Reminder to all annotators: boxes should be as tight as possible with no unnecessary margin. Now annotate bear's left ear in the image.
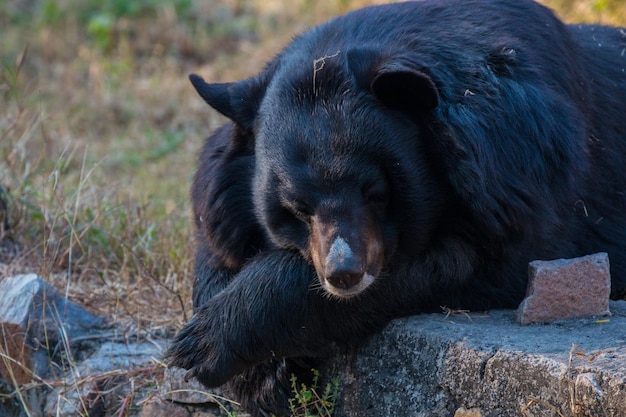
[347,48,439,113]
[189,72,270,132]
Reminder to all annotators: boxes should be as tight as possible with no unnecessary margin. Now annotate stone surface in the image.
[44,340,165,416]
[161,366,227,405]
[0,378,22,417]
[0,274,109,383]
[322,300,626,417]
[138,397,192,417]
[517,253,611,325]
[3,272,624,417]
[454,407,482,417]
[78,340,164,374]
[138,395,228,417]
[161,367,247,417]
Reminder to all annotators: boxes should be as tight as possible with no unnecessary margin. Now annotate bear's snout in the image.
[310,213,382,298]
[325,236,364,290]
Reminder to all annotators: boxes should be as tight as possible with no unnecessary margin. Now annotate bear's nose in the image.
[324,236,363,290]
[326,270,363,290]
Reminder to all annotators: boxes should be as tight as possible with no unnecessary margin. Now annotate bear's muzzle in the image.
[310,210,383,298]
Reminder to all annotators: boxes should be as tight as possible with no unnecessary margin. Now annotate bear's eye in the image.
[363,182,389,205]
[288,199,313,219]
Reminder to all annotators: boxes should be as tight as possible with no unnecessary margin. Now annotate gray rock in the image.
[160,367,247,417]
[323,301,626,417]
[78,340,164,374]
[44,340,165,416]
[517,253,611,325]
[0,274,108,383]
[161,367,227,405]
[0,378,25,417]
[138,397,192,417]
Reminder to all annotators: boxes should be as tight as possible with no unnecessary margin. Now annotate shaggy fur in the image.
[167,1,626,415]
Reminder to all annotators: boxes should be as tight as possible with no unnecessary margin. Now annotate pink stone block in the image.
[516,253,611,325]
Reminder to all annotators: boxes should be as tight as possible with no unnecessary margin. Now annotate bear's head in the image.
[190,49,448,298]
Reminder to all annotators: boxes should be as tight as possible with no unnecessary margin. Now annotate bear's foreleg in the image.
[191,239,239,310]
[166,248,400,388]
[166,250,317,387]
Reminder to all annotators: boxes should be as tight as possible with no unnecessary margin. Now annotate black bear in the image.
[166,0,626,415]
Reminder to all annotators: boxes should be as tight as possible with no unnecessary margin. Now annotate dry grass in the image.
[0,0,394,331]
[0,1,391,415]
[541,0,626,24]
[0,0,624,416]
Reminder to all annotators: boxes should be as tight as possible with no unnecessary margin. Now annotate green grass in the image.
[289,369,340,417]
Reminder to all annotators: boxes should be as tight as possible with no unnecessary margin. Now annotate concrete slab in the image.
[324,300,626,417]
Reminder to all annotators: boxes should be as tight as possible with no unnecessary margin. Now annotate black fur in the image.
[167,1,626,415]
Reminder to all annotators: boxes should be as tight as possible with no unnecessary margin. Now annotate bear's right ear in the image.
[189,73,269,132]
[347,49,439,114]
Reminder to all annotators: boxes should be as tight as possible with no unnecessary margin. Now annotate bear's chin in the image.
[321,272,377,299]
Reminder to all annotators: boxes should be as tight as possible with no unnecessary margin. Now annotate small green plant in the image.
[288,369,340,417]
[87,12,116,50]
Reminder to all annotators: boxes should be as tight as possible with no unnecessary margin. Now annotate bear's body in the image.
[167,1,626,415]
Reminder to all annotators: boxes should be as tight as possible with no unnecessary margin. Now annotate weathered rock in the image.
[517,253,611,325]
[322,300,626,417]
[0,378,23,417]
[138,397,192,417]
[138,394,229,417]
[78,340,164,374]
[0,274,108,384]
[4,266,615,416]
[161,367,248,417]
[454,407,482,417]
[161,367,226,405]
[44,340,165,416]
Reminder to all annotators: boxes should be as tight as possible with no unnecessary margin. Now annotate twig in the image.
[313,50,340,91]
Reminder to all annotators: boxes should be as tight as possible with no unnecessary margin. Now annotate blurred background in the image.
[1,0,625,332]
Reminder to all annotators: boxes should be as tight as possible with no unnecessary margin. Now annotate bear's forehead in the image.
[261,135,371,178]
[259,67,381,148]
[257,86,409,158]
[268,54,354,103]
[257,109,386,166]
[269,152,383,197]
[256,55,419,178]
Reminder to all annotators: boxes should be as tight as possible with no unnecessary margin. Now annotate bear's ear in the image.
[347,49,439,113]
[371,65,439,113]
[189,73,269,132]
